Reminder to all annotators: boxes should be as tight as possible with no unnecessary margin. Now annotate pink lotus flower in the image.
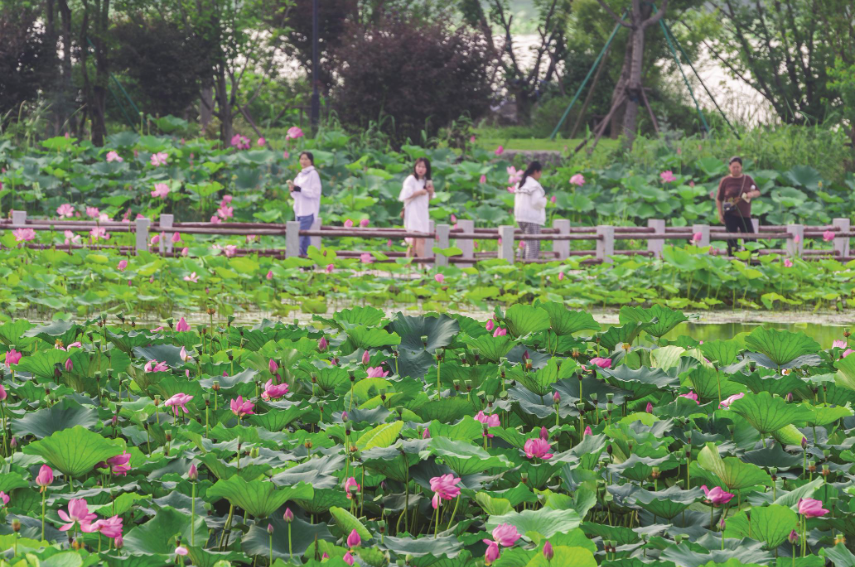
[65,358,73,372]
[646,402,653,413]
[491,523,521,547]
[701,485,735,506]
[343,552,355,566]
[798,498,829,518]
[286,126,304,140]
[423,428,431,439]
[257,137,266,146]
[692,232,703,242]
[106,151,123,163]
[86,207,100,218]
[150,234,160,246]
[507,166,523,185]
[553,392,560,404]
[36,465,54,487]
[435,273,445,284]
[480,175,487,184]
[361,351,370,365]
[540,426,549,440]
[64,230,81,245]
[494,145,504,156]
[430,474,462,509]
[679,391,700,404]
[217,205,233,219]
[590,357,611,369]
[475,411,500,437]
[823,230,835,242]
[550,195,556,204]
[230,395,254,417]
[493,327,507,338]
[486,319,495,331]
[719,392,745,409]
[470,135,476,143]
[842,349,853,360]
[506,186,515,193]
[208,214,221,224]
[360,253,373,264]
[165,392,194,414]
[172,316,189,332]
[58,499,97,531]
[171,232,181,243]
[182,247,189,256]
[359,219,369,228]
[584,426,592,436]
[326,264,334,273]
[524,437,553,460]
[783,258,793,268]
[543,541,554,561]
[261,379,289,401]
[175,546,188,556]
[221,195,233,205]
[318,337,328,351]
[833,340,848,349]
[57,204,75,218]
[344,219,354,228]
[183,272,198,283]
[0,492,7,506]
[117,260,128,272]
[569,173,585,186]
[144,360,168,373]
[346,529,361,548]
[230,134,250,150]
[106,451,131,476]
[367,366,389,378]
[5,349,22,367]
[484,541,500,564]
[90,226,109,241]
[13,228,36,242]
[150,152,168,167]
[794,235,801,244]
[179,346,192,363]
[264,270,273,281]
[558,271,564,280]
[344,477,361,499]
[660,170,677,183]
[91,515,123,538]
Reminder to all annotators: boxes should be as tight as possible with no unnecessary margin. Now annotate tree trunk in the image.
[89,0,110,146]
[610,38,633,139]
[622,25,644,147]
[57,0,74,136]
[200,82,214,131]
[215,64,233,143]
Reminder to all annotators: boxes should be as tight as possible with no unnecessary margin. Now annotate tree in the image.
[459,0,573,122]
[331,15,492,145]
[704,0,847,125]
[0,3,57,122]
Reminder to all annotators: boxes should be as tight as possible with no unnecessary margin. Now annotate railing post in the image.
[425,220,436,261]
[647,219,664,258]
[435,223,450,267]
[11,210,27,228]
[692,224,710,247]
[135,217,150,255]
[786,224,804,257]
[310,216,322,252]
[553,219,570,260]
[751,218,759,233]
[833,218,850,258]
[457,219,475,267]
[596,225,614,264]
[160,214,174,254]
[497,225,514,263]
[286,220,300,258]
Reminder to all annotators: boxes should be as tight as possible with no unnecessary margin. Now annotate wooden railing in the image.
[2,211,852,264]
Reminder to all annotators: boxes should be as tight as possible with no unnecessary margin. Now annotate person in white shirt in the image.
[514,161,547,260]
[287,152,322,256]
[398,158,435,257]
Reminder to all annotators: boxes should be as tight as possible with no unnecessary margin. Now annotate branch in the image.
[641,0,668,28]
[595,0,632,28]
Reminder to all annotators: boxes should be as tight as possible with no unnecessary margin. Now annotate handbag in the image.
[722,176,747,214]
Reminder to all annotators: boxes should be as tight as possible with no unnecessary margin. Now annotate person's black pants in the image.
[723,212,754,256]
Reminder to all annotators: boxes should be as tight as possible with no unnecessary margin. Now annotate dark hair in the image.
[300,151,315,165]
[518,161,543,189]
[728,156,742,165]
[413,157,432,181]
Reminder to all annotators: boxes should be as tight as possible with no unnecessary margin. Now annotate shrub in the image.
[0,5,56,121]
[331,16,492,146]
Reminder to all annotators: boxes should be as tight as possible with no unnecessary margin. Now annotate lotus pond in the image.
[1,304,855,566]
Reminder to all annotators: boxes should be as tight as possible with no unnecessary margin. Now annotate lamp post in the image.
[310,0,320,130]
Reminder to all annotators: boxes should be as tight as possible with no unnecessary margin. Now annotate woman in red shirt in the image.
[716,156,761,256]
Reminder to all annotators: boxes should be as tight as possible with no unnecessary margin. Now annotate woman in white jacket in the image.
[399,158,435,257]
[287,152,322,256]
[514,161,547,260]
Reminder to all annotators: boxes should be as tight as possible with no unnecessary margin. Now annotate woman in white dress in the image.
[514,161,547,260]
[399,158,435,257]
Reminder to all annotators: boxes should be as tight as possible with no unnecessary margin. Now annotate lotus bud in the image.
[539,540,553,561]
[719,518,726,530]
[267,523,274,534]
[801,437,808,449]
[318,337,328,351]
[284,508,294,523]
[788,530,799,544]
[188,464,198,481]
[553,391,560,404]
[346,529,361,548]
[342,411,349,422]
